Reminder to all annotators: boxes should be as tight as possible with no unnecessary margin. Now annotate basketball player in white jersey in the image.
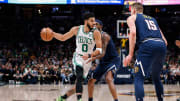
[42,12,102,101]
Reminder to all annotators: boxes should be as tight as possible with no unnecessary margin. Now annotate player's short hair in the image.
[83,12,95,20]
[131,2,143,13]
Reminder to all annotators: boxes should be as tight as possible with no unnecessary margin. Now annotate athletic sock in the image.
[62,94,67,99]
[158,97,163,101]
[77,95,82,100]
[88,98,93,101]
[136,98,143,101]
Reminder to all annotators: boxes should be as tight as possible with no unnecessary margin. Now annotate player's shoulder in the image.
[71,26,80,31]
[70,26,80,35]
[102,31,110,37]
[102,31,110,41]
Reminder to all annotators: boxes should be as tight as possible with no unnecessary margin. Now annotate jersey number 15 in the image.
[145,20,157,30]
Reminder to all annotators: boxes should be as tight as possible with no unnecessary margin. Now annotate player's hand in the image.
[165,41,168,46]
[82,54,89,60]
[86,57,96,64]
[123,54,133,67]
[175,40,180,48]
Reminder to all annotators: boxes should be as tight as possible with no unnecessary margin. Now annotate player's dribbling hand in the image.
[175,40,180,48]
[82,54,89,60]
[123,55,133,67]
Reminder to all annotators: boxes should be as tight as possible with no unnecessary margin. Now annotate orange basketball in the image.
[40,28,53,42]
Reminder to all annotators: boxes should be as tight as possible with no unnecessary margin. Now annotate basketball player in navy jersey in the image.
[87,19,120,101]
[123,3,167,101]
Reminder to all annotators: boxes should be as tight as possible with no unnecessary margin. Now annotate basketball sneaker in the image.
[56,96,65,101]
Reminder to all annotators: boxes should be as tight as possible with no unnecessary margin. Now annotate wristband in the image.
[96,48,102,54]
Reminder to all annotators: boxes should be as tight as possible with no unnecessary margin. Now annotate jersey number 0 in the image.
[82,44,88,52]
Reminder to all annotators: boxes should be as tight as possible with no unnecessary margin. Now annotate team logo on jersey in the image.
[78,36,93,44]
[134,66,139,73]
[112,69,116,74]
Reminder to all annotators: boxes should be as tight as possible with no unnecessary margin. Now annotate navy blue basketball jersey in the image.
[101,31,119,62]
[135,13,162,45]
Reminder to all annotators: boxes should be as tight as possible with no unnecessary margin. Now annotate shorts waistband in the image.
[142,38,163,43]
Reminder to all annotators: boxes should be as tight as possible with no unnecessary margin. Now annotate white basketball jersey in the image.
[75,25,95,55]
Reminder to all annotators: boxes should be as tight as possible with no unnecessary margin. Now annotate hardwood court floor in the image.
[0,84,179,101]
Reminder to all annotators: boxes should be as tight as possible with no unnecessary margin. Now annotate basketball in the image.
[40,28,53,41]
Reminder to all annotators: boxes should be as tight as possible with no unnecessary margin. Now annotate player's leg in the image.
[105,57,120,101]
[87,64,104,101]
[56,72,76,101]
[134,68,145,101]
[88,78,96,101]
[134,40,166,101]
[57,86,76,101]
[75,66,84,101]
[151,60,164,101]
[56,69,77,100]
[151,43,166,101]
[134,53,154,101]
[105,70,118,101]
[66,86,76,96]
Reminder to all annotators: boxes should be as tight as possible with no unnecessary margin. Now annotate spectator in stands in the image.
[175,65,180,84]
[161,65,169,84]
[39,67,45,85]
[53,67,61,84]
[60,65,66,84]
[13,70,23,84]
[23,67,37,84]
[31,66,38,84]
[44,64,55,84]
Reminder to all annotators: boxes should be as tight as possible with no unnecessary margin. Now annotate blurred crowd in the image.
[0,41,179,85]
[160,46,180,84]
[0,43,76,85]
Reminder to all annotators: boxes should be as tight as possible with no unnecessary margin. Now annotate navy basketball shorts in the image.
[134,40,167,77]
[88,57,120,80]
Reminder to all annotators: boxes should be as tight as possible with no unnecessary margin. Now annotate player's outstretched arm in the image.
[52,26,78,41]
[91,30,102,57]
[123,15,136,67]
